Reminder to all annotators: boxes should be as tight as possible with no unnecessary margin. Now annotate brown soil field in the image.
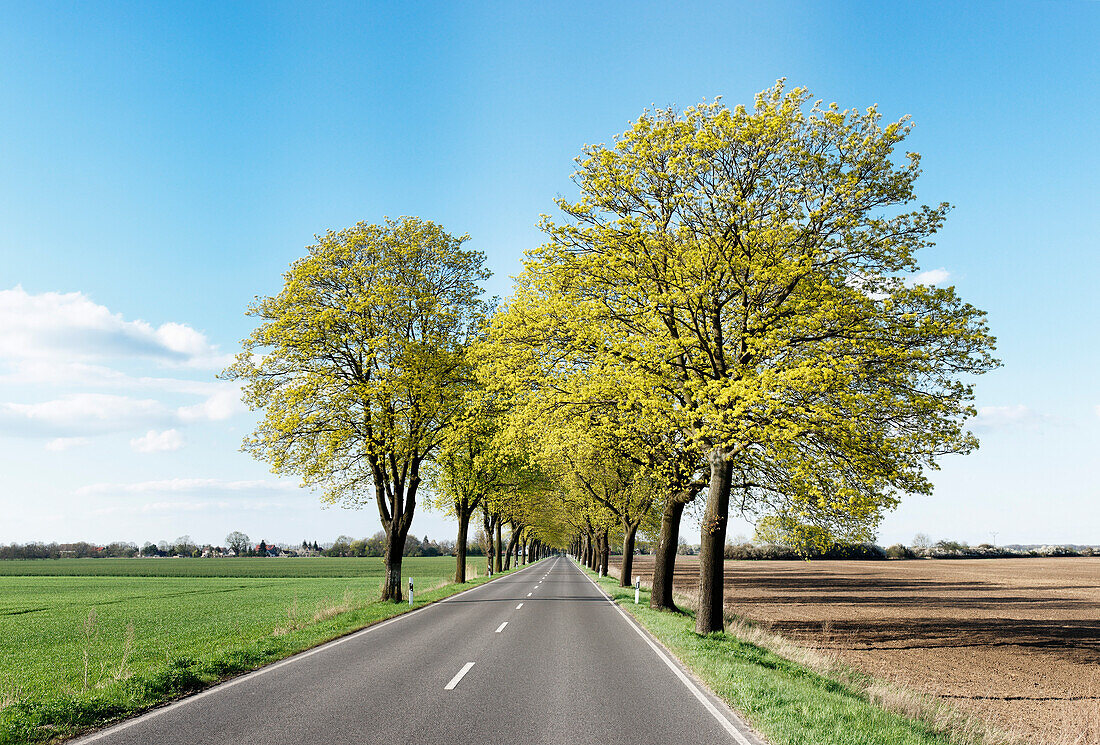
[613,556,1100,742]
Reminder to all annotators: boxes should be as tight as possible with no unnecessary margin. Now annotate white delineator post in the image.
[634,576,640,604]
[408,577,413,606]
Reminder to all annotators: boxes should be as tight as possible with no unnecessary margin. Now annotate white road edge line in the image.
[495,621,508,633]
[445,662,476,690]
[71,560,546,744]
[574,560,758,745]
[516,603,523,609]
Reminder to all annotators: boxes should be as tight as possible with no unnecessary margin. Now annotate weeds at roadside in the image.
[80,609,98,692]
[110,623,135,683]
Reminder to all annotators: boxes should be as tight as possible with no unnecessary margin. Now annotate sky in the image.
[1,1,1097,549]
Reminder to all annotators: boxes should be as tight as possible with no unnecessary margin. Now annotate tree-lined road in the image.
[74,557,763,745]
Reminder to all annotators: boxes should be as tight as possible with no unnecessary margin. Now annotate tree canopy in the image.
[225,216,490,599]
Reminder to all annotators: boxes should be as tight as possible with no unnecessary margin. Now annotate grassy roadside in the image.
[0,559,543,744]
[577,561,979,745]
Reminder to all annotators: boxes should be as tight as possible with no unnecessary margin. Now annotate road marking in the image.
[516,603,523,609]
[574,561,758,745]
[527,592,532,597]
[445,662,476,690]
[495,621,508,633]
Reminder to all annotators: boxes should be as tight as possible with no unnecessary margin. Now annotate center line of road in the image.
[495,621,508,633]
[444,662,475,690]
[516,603,523,609]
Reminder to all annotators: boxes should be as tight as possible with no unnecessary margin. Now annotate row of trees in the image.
[227,82,996,631]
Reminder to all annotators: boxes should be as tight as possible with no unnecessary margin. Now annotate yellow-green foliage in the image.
[491,81,997,540]
[223,217,490,531]
[754,513,835,556]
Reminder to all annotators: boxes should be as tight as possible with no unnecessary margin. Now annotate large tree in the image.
[517,83,998,633]
[224,216,490,601]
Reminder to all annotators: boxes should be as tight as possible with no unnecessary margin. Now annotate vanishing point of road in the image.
[74,556,765,745]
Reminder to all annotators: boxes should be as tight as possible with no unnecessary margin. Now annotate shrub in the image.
[885,544,916,559]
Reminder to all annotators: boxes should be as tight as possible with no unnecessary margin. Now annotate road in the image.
[75,556,765,745]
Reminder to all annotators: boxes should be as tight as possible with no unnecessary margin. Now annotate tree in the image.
[226,531,250,555]
[517,83,997,632]
[258,540,267,556]
[427,395,505,582]
[225,217,490,601]
[172,535,197,556]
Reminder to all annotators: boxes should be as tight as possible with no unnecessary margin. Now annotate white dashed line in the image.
[495,621,508,633]
[516,603,523,609]
[527,592,532,597]
[445,662,475,690]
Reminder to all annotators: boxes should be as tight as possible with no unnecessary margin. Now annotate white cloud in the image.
[0,393,171,437]
[911,268,950,286]
[75,478,301,497]
[130,429,184,453]
[138,500,288,513]
[45,436,90,451]
[971,404,1048,431]
[0,285,229,368]
[176,386,244,422]
[0,388,242,438]
[90,498,291,516]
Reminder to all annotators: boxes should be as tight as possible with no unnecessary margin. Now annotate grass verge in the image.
[578,561,1007,745]
[0,559,542,744]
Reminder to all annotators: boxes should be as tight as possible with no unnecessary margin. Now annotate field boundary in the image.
[19,558,546,745]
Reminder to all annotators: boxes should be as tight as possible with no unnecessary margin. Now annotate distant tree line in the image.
[320,533,460,558]
[0,531,463,560]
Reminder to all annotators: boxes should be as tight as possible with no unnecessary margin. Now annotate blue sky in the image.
[1,1,1097,548]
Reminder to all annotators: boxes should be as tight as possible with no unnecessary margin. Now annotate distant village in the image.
[0,532,470,560]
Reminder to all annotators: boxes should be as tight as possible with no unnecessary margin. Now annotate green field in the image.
[0,556,508,743]
[0,556,450,578]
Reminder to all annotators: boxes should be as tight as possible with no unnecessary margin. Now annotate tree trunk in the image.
[651,490,693,611]
[482,509,496,575]
[696,451,733,634]
[619,520,639,588]
[455,506,470,583]
[382,524,406,602]
[503,524,521,571]
[599,530,609,576]
[493,519,503,574]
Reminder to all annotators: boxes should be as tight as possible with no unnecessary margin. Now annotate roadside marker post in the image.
[408,577,413,606]
[634,576,640,604]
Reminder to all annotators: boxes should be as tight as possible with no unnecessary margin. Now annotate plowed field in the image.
[614,556,1100,742]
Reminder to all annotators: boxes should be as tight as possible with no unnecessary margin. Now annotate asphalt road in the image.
[75,556,765,745]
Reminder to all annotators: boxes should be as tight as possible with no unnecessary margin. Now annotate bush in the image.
[822,543,886,560]
[885,544,915,559]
